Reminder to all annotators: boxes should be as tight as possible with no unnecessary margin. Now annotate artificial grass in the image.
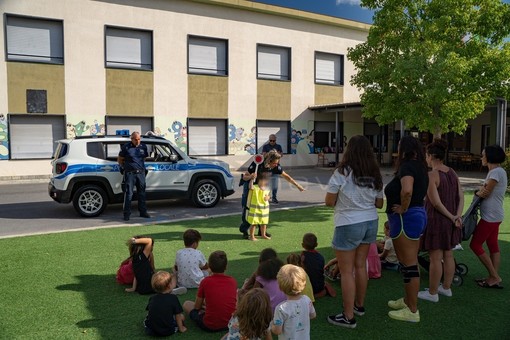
[0,193,509,339]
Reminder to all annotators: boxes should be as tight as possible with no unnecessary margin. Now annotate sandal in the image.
[477,280,504,289]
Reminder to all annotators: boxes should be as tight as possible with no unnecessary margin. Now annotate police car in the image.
[48,133,235,217]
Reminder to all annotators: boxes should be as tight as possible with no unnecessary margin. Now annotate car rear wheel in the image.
[192,179,220,208]
[73,185,108,217]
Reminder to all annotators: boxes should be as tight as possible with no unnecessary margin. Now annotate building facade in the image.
[0,0,506,177]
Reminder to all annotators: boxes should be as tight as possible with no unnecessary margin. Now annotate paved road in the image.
[0,167,484,238]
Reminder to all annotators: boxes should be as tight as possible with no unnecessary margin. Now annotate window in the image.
[256,120,289,153]
[105,116,153,136]
[314,121,340,153]
[187,119,227,155]
[257,44,290,80]
[447,127,471,152]
[188,36,227,75]
[105,27,152,70]
[5,15,63,64]
[364,122,388,153]
[9,115,65,159]
[315,52,343,85]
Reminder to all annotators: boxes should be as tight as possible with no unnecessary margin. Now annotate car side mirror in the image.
[169,154,178,162]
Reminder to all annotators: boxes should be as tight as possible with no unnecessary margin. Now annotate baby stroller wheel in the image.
[456,263,468,276]
[452,274,463,287]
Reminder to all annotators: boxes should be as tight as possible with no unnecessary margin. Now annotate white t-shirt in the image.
[384,237,398,264]
[480,167,507,223]
[272,295,315,340]
[175,248,207,288]
[327,169,383,226]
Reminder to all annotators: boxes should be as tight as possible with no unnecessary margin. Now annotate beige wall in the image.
[257,80,291,120]
[314,84,344,105]
[0,0,369,175]
[188,75,228,118]
[7,63,65,114]
[106,69,153,116]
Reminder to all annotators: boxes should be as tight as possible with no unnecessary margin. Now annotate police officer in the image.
[118,131,150,221]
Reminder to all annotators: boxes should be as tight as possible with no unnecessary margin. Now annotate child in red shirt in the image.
[183,251,237,332]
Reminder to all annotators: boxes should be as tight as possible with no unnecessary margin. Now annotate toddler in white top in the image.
[174,229,209,288]
[271,264,316,340]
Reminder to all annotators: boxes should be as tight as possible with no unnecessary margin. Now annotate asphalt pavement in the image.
[0,167,485,239]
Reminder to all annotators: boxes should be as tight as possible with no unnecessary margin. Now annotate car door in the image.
[145,142,189,193]
[94,141,124,194]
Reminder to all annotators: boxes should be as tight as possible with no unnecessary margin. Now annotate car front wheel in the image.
[192,179,220,208]
[73,185,108,217]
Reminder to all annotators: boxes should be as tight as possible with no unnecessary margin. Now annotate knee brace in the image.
[400,264,419,284]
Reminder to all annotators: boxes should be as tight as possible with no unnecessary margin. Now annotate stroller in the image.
[417,250,468,286]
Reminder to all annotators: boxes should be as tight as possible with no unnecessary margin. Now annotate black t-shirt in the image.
[384,160,429,214]
[301,250,325,294]
[145,293,183,336]
[132,251,154,295]
[247,161,283,184]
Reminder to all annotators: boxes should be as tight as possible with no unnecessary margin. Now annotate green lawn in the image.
[0,193,508,339]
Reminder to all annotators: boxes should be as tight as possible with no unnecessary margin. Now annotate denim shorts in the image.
[387,206,427,240]
[331,219,378,251]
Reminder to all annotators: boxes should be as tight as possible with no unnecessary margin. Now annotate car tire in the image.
[192,179,220,208]
[73,185,108,217]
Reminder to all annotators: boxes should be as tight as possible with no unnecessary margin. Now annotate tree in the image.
[348,0,510,136]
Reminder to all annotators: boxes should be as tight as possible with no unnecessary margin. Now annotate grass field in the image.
[0,193,509,339]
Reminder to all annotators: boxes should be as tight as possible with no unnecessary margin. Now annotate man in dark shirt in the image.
[118,131,150,221]
[262,134,283,203]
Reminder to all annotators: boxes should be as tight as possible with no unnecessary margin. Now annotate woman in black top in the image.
[384,136,428,323]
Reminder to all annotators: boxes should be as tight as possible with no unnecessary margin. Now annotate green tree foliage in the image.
[348,0,510,134]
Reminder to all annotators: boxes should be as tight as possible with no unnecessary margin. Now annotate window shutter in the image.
[258,46,289,80]
[256,121,288,153]
[188,37,226,75]
[106,28,152,70]
[188,119,226,155]
[315,53,341,85]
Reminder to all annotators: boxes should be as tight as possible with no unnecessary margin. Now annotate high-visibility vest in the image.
[246,185,270,225]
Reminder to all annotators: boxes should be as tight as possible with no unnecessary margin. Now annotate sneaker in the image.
[388,306,420,323]
[271,198,279,204]
[418,290,439,302]
[139,213,151,218]
[353,305,365,316]
[437,284,452,297]
[327,313,356,329]
[388,297,407,310]
[171,287,187,295]
[123,215,130,221]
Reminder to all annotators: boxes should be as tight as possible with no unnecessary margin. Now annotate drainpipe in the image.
[495,98,507,148]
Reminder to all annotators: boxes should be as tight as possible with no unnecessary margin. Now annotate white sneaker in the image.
[418,290,439,302]
[172,286,187,295]
[437,284,452,297]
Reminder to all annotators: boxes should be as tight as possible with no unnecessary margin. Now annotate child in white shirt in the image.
[271,264,316,340]
[175,229,209,288]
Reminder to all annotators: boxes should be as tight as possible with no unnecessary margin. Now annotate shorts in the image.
[144,317,177,336]
[189,309,224,332]
[331,219,378,251]
[387,206,427,240]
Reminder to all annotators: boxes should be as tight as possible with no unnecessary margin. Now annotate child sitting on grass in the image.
[286,253,315,303]
[241,248,278,292]
[379,222,399,270]
[125,236,155,294]
[271,264,316,339]
[246,173,271,241]
[174,229,209,288]
[300,233,336,298]
[183,251,237,332]
[222,288,273,340]
[144,271,187,336]
[254,257,286,313]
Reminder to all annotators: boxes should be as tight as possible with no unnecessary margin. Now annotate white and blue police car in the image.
[48,132,235,217]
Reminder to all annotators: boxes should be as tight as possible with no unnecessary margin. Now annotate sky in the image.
[253,0,374,24]
[254,0,510,24]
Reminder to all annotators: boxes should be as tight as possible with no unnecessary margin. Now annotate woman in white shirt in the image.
[325,135,384,329]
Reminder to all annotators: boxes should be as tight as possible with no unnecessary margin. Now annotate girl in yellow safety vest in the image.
[247,173,271,241]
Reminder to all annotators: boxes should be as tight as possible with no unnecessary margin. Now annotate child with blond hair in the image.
[271,265,316,340]
[286,253,315,303]
[144,271,187,336]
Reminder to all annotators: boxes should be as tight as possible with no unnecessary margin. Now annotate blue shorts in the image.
[331,219,378,251]
[387,207,427,240]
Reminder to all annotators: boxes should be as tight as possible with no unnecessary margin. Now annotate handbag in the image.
[461,195,483,241]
